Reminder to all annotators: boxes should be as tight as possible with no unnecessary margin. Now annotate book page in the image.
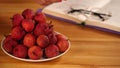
[65,0,111,10]
[101,0,120,27]
[44,0,111,21]
[87,0,120,29]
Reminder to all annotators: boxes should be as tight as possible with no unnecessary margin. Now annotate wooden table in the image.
[0,0,120,68]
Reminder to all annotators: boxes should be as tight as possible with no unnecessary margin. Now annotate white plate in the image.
[1,32,70,62]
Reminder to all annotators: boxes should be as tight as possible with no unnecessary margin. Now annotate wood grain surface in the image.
[0,0,120,68]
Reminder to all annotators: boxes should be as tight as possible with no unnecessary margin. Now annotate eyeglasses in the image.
[68,8,112,21]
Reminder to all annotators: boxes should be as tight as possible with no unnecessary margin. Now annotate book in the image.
[41,0,120,34]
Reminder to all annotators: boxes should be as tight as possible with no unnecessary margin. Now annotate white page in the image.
[65,0,111,9]
[87,0,120,29]
[101,0,120,27]
[45,0,111,21]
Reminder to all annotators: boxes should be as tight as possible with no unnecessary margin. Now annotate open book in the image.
[42,0,120,34]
